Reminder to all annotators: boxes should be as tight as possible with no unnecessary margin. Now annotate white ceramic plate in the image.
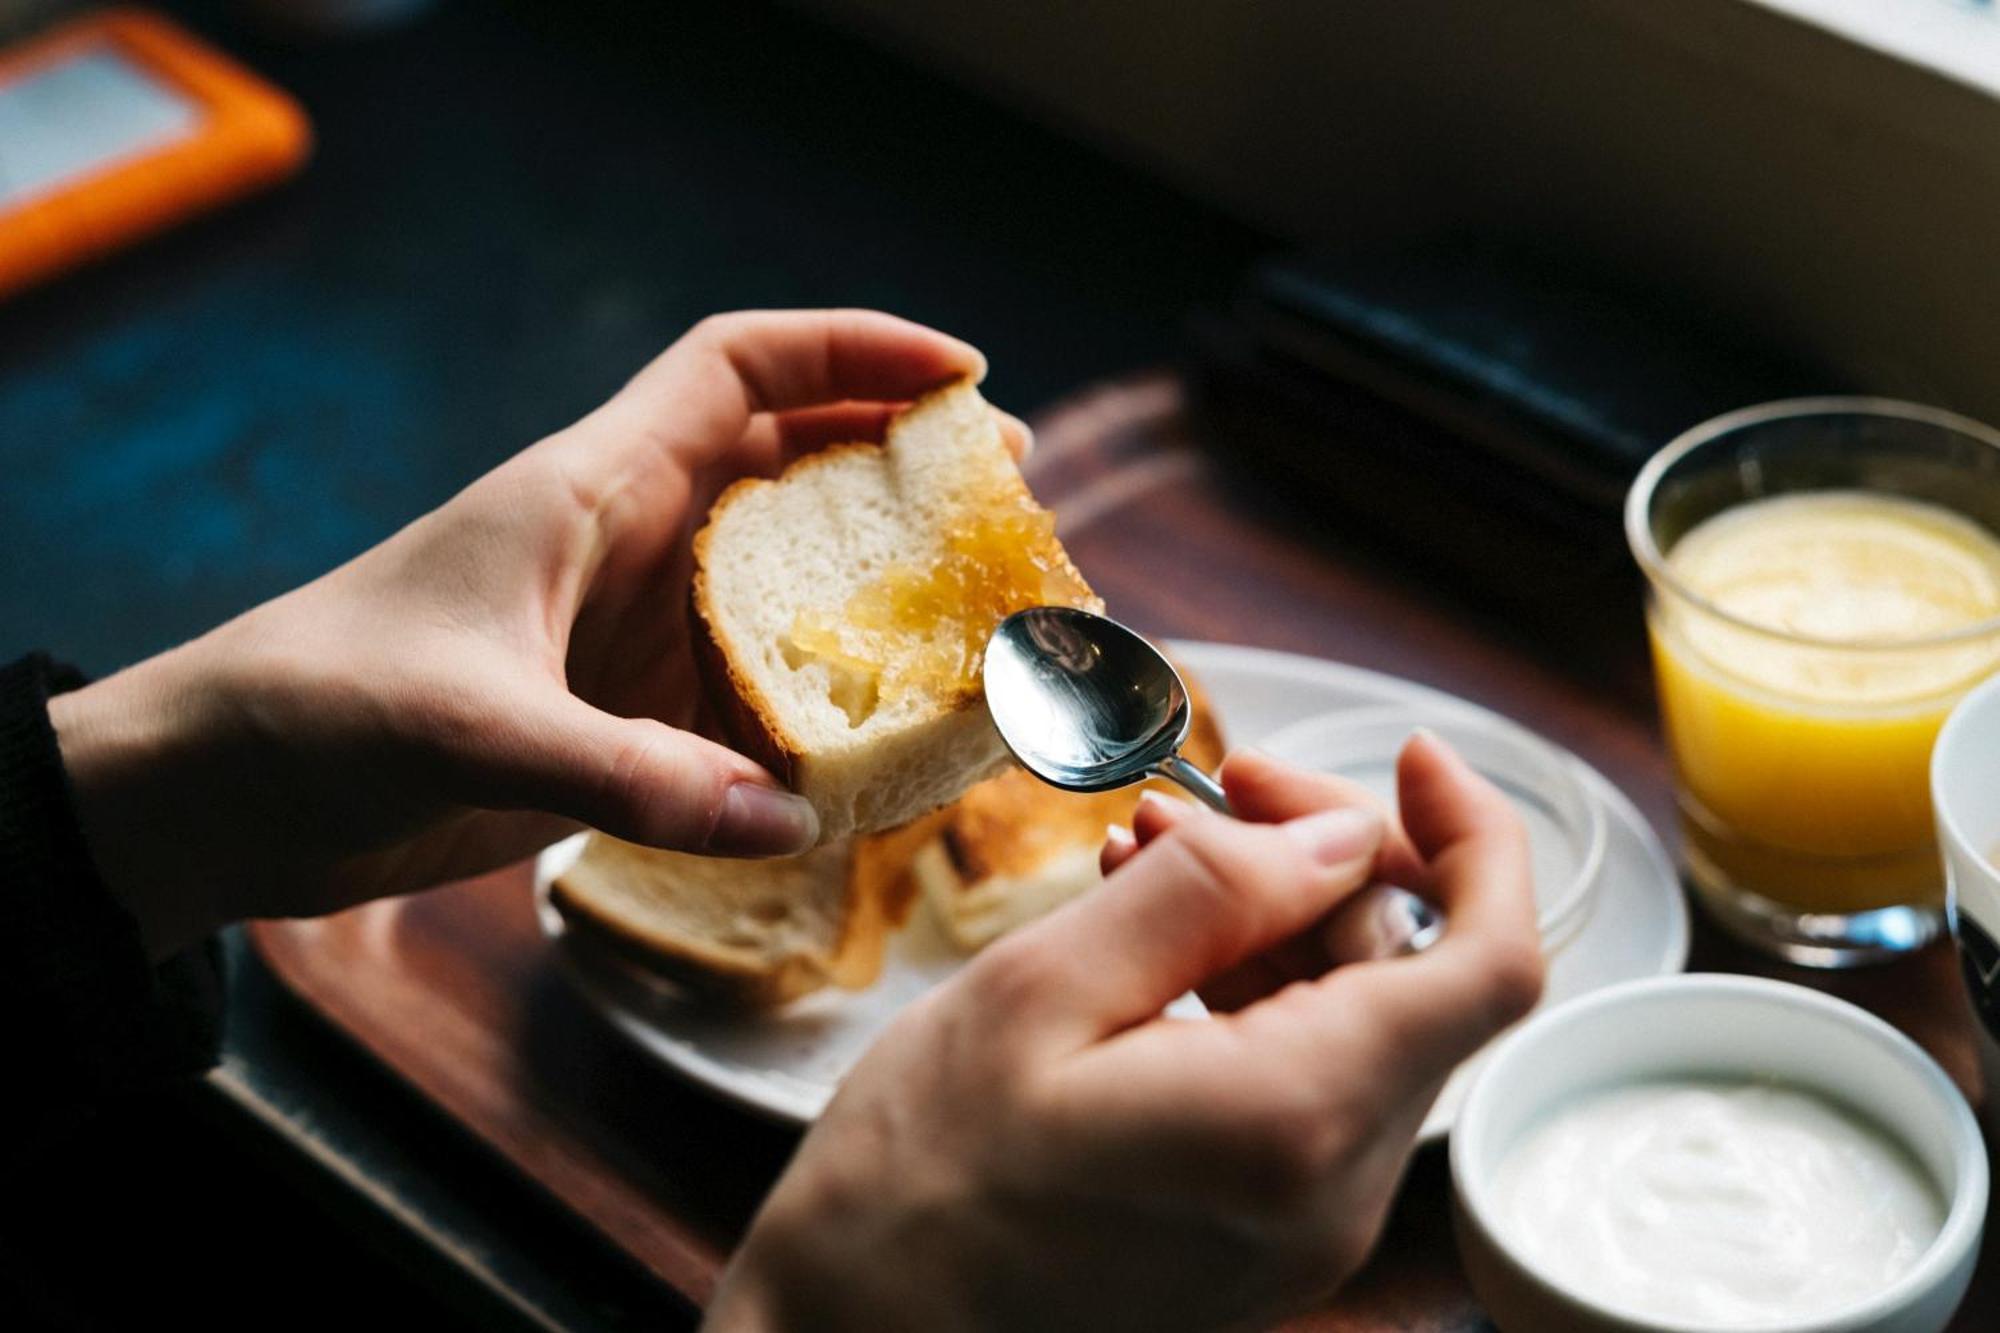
[535,642,1690,1138]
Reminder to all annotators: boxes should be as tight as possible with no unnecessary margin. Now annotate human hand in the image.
[50,310,1016,960]
[1103,740,1455,1011]
[706,739,1542,1332]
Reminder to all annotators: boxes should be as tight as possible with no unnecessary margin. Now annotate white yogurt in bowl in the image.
[1452,975,1986,1333]
[1490,1079,1944,1328]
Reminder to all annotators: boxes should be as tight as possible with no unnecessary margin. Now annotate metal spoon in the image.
[984,605,1229,811]
[984,606,1441,956]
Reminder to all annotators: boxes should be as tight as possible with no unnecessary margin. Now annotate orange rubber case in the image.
[0,8,310,299]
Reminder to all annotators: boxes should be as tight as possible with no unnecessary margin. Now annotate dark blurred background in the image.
[0,0,1264,677]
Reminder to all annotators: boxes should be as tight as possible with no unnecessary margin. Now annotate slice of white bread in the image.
[693,379,1099,841]
[549,835,891,1008]
[915,664,1227,952]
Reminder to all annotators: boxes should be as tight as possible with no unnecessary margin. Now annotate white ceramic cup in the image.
[1452,974,1986,1333]
[1932,670,2000,1111]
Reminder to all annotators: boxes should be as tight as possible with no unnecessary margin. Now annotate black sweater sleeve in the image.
[0,654,224,1153]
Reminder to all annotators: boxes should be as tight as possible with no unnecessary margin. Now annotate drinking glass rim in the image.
[1625,395,2000,651]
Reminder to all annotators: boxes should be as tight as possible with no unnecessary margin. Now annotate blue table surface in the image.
[0,1,1263,1326]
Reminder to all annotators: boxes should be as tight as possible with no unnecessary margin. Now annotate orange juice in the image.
[1650,491,2000,912]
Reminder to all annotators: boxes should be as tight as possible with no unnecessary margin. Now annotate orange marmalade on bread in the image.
[782,488,1093,725]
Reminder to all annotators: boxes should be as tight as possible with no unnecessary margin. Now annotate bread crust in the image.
[548,874,831,1008]
[849,805,955,933]
[550,833,895,1009]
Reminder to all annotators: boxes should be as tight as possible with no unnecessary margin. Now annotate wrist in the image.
[707,1191,838,1333]
[708,1154,980,1333]
[703,1259,782,1333]
[49,645,229,961]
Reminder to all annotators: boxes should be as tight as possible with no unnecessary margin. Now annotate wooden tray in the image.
[252,375,1996,1329]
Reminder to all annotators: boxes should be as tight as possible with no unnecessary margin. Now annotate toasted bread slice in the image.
[916,664,1227,952]
[549,835,889,1008]
[848,806,951,933]
[693,379,1099,840]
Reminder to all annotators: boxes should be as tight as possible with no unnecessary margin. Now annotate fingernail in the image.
[1409,726,1459,757]
[1136,789,1189,823]
[1283,806,1382,866]
[708,782,819,856]
[1103,825,1136,861]
[1406,726,1472,774]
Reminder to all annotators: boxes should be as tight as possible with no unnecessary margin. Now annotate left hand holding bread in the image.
[51,310,1013,960]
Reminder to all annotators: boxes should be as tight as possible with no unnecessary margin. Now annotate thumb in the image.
[474,690,820,856]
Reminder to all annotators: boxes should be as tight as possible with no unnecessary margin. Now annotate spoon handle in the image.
[1152,753,1233,814]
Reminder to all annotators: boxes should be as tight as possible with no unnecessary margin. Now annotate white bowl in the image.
[1260,702,1607,951]
[1932,671,2000,1111]
[1452,975,1986,1333]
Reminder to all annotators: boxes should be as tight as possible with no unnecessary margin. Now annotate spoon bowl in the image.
[984,607,1226,809]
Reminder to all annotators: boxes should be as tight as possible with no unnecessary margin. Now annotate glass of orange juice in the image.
[1628,399,2000,966]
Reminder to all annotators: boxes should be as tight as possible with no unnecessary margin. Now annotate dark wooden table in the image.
[253,375,1999,1330]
